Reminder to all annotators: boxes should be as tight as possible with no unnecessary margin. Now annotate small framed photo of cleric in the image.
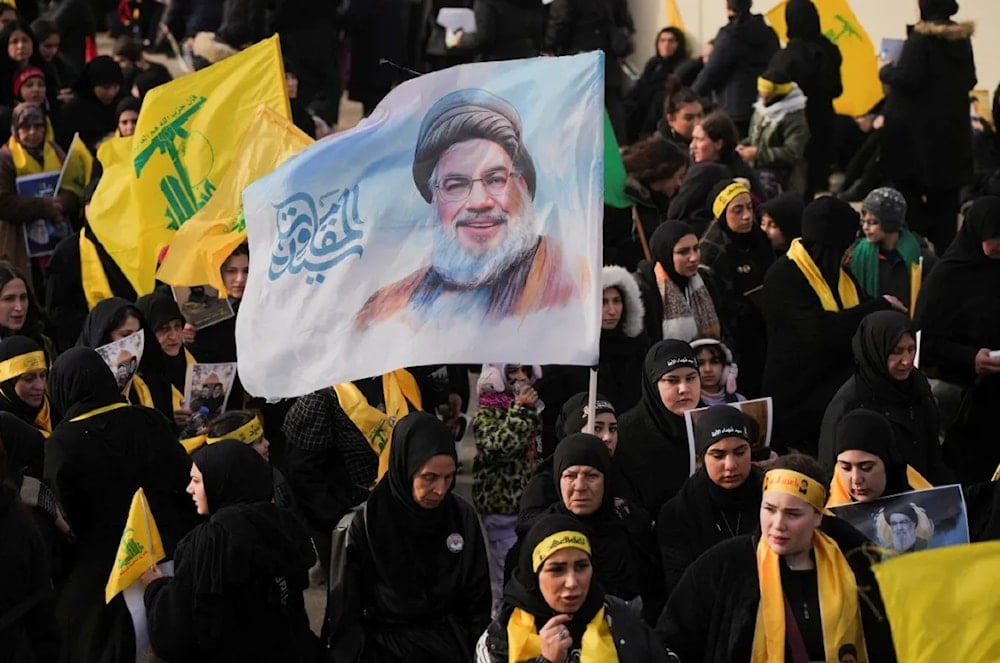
[172,284,234,331]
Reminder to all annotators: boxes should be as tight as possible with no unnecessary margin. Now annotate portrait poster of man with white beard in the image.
[354,89,576,330]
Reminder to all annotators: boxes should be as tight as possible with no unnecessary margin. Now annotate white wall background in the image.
[626,0,997,105]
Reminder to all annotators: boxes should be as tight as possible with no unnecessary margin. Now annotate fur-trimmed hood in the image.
[601,265,645,338]
[913,20,975,40]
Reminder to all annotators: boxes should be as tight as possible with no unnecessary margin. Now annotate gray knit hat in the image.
[861,187,907,233]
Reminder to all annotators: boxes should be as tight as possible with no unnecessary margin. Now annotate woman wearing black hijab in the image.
[616,339,703,517]
[657,405,763,600]
[56,55,124,152]
[819,311,951,483]
[143,440,317,661]
[760,190,804,254]
[915,195,1000,483]
[624,27,690,142]
[476,514,672,663]
[43,348,195,662]
[135,292,198,427]
[635,220,727,344]
[324,411,491,662]
[761,196,899,453]
[0,335,52,435]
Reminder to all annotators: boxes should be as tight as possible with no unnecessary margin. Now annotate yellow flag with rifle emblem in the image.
[57,132,93,198]
[88,35,290,296]
[766,0,882,117]
[156,105,313,296]
[105,488,165,603]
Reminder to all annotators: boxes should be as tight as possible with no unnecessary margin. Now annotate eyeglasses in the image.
[434,169,515,202]
[860,216,880,227]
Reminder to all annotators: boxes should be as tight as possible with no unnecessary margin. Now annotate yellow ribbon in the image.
[751,530,869,662]
[80,229,115,311]
[507,606,619,663]
[826,465,933,508]
[205,416,263,445]
[69,401,129,423]
[757,77,794,97]
[763,469,828,512]
[712,181,751,220]
[531,530,592,573]
[34,397,51,437]
[0,351,46,382]
[908,262,922,320]
[787,238,860,312]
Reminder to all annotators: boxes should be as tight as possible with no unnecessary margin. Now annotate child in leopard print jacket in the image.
[472,363,543,615]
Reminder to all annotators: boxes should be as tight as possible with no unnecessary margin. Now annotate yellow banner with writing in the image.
[156,106,312,295]
[88,35,290,295]
[105,488,165,603]
[766,0,882,117]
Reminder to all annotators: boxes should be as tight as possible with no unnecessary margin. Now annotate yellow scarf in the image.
[751,530,869,662]
[7,135,61,175]
[333,369,422,481]
[68,401,129,423]
[787,238,860,312]
[34,396,51,437]
[171,349,198,411]
[826,465,933,507]
[80,229,115,311]
[127,374,155,409]
[908,262,922,320]
[507,606,619,663]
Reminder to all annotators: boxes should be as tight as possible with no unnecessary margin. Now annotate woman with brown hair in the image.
[689,109,763,198]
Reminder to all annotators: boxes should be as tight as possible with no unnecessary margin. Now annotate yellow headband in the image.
[757,77,794,97]
[0,350,46,382]
[712,181,751,219]
[205,416,264,445]
[763,469,827,512]
[532,530,591,573]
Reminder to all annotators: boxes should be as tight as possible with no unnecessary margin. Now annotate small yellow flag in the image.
[766,0,882,117]
[105,488,166,604]
[88,35,290,296]
[58,132,94,198]
[156,105,313,295]
[665,0,685,32]
[872,541,1000,662]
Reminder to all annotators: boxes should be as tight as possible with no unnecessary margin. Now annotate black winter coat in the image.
[760,258,889,452]
[692,14,779,125]
[544,0,631,88]
[470,0,547,62]
[880,20,976,189]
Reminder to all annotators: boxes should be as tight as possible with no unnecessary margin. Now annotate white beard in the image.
[430,200,539,288]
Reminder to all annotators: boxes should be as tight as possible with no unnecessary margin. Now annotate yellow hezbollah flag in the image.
[57,132,93,198]
[766,0,882,117]
[88,35,289,295]
[156,106,313,295]
[872,541,1000,662]
[665,0,685,31]
[105,488,166,603]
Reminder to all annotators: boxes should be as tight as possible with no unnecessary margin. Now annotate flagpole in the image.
[585,368,598,434]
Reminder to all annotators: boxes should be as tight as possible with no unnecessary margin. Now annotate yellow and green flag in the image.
[57,132,93,198]
[156,105,313,295]
[766,0,882,117]
[105,488,165,603]
[872,541,1000,662]
[88,35,290,295]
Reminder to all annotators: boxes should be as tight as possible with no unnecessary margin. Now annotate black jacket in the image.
[544,0,632,88]
[468,0,547,62]
[635,262,731,346]
[477,596,674,663]
[760,257,889,452]
[692,13,779,124]
[657,519,897,663]
[880,20,976,189]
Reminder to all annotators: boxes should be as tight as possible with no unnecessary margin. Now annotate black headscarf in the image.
[852,311,916,404]
[0,410,45,479]
[786,0,822,40]
[0,335,45,422]
[135,293,188,391]
[690,405,762,514]
[761,192,804,243]
[649,219,698,289]
[944,195,1000,266]
[385,411,458,524]
[919,0,959,21]
[553,433,614,520]
[76,296,142,348]
[800,196,861,301]
[73,55,124,103]
[555,392,616,442]
[833,409,911,497]
[504,514,605,649]
[193,439,273,513]
[49,347,125,423]
[639,339,699,438]
[667,162,734,230]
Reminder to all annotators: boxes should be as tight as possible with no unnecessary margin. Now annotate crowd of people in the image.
[1,0,999,661]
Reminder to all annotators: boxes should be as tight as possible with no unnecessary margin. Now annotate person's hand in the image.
[735,144,757,162]
[445,28,463,49]
[974,348,1000,375]
[873,114,885,130]
[882,294,907,314]
[173,408,192,427]
[539,613,573,663]
[139,563,164,589]
[514,384,539,407]
[181,323,197,345]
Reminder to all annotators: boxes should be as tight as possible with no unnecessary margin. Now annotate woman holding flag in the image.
[657,454,896,662]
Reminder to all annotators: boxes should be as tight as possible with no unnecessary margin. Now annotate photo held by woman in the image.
[10,2,1000,660]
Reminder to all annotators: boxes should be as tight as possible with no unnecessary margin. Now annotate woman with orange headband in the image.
[657,454,896,662]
